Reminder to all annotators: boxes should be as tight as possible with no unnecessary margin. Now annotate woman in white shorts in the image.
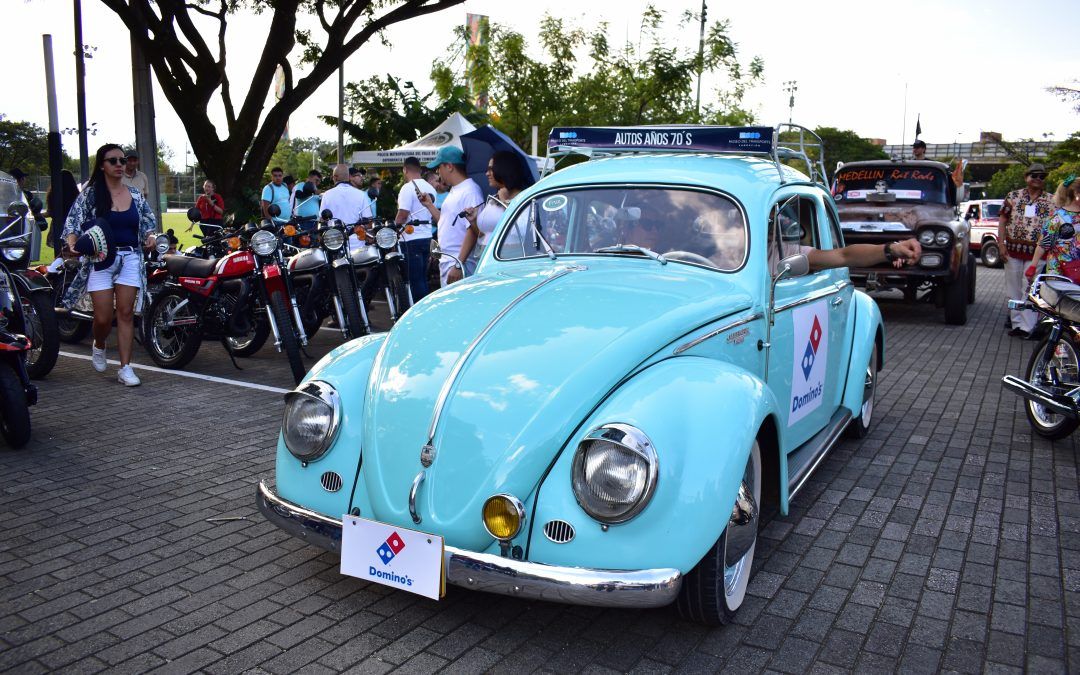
[62,143,157,386]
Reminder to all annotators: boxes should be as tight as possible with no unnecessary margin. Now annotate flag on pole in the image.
[275,65,289,141]
[914,114,922,139]
[952,158,967,188]
[465,14,490,113]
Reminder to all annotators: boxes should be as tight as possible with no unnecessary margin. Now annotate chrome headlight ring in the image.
[282,380,341,462]
[2,248,26,261]
[375,227,398,250]
[934,229,952,247]
[250,229,279,256]
[571,423,659,524]
[322,227,345,251]
[917,228,935,246]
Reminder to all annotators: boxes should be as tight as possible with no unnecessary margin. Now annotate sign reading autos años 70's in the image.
[789,302,829,426]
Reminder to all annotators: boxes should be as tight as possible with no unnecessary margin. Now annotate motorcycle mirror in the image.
[186,207,202,222]
[267,204,281,217]
[321,209,333,221]
[29,197,44,213]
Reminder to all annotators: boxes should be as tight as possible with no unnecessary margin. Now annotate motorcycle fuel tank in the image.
[214,250,256,278]
[288,248,328,273]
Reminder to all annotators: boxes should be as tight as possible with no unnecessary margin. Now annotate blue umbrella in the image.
[460,125,539,198]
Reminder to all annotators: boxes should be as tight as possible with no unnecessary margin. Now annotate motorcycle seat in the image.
[1041,279,1080,322]
[163,254,218,279]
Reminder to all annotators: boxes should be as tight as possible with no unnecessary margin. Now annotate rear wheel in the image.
[144,289,203,369]
[269,291,306,384]
[0,362,31,448]
[334,266,367,337]
[22,292,59,379]
[847,343,878,438]
[1024,334,1080,440]
[676,441,760,624]
[981,241,1002,268]
[944,268,969,325]
[57,314,91,343]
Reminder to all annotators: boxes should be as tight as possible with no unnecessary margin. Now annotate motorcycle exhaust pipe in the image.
[1002,375,1079,418]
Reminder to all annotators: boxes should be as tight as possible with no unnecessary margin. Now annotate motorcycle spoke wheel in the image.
[1025,335,1080,439]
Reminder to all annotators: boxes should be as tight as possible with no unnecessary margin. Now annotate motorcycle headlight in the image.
[250,229,279,256]
[155,234,171,255]
[322,228,345,251]
[934,230,952,246]
[2,248,25,261]
[282,381,340,462]
[375,228,398,250]
[918,229,935,246]
[571,424,658,523]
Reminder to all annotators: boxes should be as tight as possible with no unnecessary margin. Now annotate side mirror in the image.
[29,197,44,213]
[268,204,281,217]
[321,209,333,221]
[777,254,809,280]
[955,185,967,204]
[429,239,442,256]
[186,207,202,222]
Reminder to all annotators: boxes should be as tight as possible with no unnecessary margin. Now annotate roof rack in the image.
[545,123,828,187]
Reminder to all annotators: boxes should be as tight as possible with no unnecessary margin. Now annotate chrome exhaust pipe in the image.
[1002,375,1079,418]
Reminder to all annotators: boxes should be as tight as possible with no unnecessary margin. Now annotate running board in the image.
[787,409,852,501]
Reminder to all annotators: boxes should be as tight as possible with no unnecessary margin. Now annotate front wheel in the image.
[269,291,306,384]
[385,263,411,321]
[334,266,368,338]
[676,441,761,624]
[0,362,31,448]
[144,289,203,369]
[847,343,878,438]
[1024,333,1080,439]
[22,292,59,379]
[944,268,969,325]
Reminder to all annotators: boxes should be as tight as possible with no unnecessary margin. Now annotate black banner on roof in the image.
[548,126,775,154]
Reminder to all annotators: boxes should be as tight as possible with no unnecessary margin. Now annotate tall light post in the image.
[694,1,707,120]
[783,80,798,125]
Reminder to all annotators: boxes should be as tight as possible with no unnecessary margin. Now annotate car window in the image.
[768,196,820,277]
[983,203,1002,219]
[966,204,980,220]
[496,186,748,271]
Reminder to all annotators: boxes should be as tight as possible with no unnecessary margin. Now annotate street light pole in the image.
[73,0,89,182]
[783,80,798,125]
[694,1,706,121]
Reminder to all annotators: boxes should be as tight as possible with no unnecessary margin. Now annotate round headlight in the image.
[934,230,952,246]
[918,229,935,246]
[571,424,658,523]
[482,494,525,540]
[375,228,398,250]
[155,234,170,255]
[282,381,340,461]
[322,227,345,251]
[250,229,279,256]
[2,248,25,261]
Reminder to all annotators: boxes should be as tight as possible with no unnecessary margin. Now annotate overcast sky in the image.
[8,0,1079,168]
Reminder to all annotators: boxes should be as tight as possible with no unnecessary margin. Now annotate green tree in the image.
[0,120,78,176]
[98,0,466,212]
[1049,131,1080,165]
[265,137,336,183]
[986,164,1027,199]
[808,127,887,182]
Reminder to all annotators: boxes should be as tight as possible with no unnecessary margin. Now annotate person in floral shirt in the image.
[1027,175,1080,283]
[999,164,1055,337]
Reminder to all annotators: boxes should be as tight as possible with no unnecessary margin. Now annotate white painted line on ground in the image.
[59,351,292,394]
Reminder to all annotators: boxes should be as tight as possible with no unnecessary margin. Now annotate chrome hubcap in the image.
[861,364,874,423]
[722,443,760,602]
[151,296,192,359]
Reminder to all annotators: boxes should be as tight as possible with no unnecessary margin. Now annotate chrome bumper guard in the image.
[1002,375,1079,419]
[256,481,682,608]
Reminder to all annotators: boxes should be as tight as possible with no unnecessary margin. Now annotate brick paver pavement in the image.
[1,266,1077,673]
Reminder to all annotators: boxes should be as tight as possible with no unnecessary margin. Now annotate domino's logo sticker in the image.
[376,532,406,565]
[789,302,828,426]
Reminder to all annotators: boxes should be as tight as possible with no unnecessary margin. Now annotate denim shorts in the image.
[87,250,141,292]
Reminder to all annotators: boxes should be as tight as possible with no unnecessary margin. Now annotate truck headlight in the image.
[918,229,935,246]
[571,423,658,523]
[282,381,340,461]
[934,230,952,246]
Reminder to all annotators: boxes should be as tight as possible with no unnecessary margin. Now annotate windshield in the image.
[0,173,22,208]
[983,202,1002,219]
[495,186,747,271]
[832,165,949,204]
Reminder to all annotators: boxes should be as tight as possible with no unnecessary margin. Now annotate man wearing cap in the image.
[1000,164,1055,337]
[8,168,33,205]
[120,150,150,196]
[396,156,438,299]
[419,146,483,285]
[911,140,927,160]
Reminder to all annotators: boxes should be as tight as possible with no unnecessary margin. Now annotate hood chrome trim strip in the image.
[422,266,585,458]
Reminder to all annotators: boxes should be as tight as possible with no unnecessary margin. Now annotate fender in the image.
[262,262,287,296]
[273,333,389,519]
[10,268,52,295]
[841,289,884,416]
[527,356,783,574]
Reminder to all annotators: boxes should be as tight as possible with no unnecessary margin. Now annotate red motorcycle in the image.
[142,215,307,383]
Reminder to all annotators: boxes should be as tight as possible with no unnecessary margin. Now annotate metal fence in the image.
[23,173,207,212]
[882,140,1059,163]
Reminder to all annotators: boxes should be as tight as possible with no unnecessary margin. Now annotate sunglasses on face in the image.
[104,157,128,166]
[1029,173,1047,180]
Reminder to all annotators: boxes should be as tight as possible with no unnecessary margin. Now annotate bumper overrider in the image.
[256,481,682,609]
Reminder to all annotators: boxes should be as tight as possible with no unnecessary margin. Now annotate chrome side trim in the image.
[774,286,840,314]
[834,280,853,292]
[674,312,763,355]
[787,411,853,501]
[423,266,583,450]
[409,471,425,524]
[256,481,682,609]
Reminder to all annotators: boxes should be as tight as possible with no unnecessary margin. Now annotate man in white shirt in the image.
[396,156,437,299]
[120,149,150,196]
[419,146,484,285]
[321,164,372,236]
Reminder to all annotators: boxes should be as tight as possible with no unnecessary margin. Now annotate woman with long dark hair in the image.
[461,150,531,264]
[45,170,78,259]
[61,143,157,386]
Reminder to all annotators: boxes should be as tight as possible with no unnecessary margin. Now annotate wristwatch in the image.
[883,241,898,263]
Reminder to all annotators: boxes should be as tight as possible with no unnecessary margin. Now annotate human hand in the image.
[462,206,478,227]
[1025,264,1037,280]
[890,239,921,268]
[446,266,463,284]
[418,193,433,207]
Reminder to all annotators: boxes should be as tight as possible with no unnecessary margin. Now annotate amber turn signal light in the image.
[283,225,297,237]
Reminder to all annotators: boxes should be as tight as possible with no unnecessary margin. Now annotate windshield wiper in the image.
[594,244,667,265]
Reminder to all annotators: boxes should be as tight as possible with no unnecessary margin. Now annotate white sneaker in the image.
[91,342,107,373]
[117,365,141,387]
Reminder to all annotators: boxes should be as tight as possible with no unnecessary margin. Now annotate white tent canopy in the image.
[349,113,476,166]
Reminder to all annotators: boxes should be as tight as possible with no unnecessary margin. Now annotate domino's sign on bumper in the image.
[340,515,445,600]
[789,302,828,426]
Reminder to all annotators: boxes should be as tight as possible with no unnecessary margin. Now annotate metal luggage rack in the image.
[545,122,828,187]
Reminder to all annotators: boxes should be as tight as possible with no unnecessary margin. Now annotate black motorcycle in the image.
[359,218,424,322]
[287,209,370,340]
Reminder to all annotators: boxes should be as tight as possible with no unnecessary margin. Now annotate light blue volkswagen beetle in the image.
[258,125,884,624]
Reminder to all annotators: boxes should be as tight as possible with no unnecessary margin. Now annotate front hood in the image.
[837,202,954,231]
[361,261,751,548]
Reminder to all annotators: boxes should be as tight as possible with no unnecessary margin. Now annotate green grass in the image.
[33,212,204,266]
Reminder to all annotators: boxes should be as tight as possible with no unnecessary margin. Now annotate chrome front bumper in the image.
[256,481,682,609]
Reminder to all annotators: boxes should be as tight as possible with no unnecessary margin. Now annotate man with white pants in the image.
[999,164,1055,338]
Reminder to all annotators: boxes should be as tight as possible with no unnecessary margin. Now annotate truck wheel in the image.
[967,253,977,305]
[676,441,760,625]
[0,362,31,448]
[1024,334,1080,440]
[944,267,968,325]
[847,343,878,438]
[981,241,1002,268]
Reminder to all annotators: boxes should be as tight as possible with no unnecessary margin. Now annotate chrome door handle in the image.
[831,296,844,307]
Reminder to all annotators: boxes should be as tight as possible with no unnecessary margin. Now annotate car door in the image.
[817,191,855,412]
[767,190,847,450]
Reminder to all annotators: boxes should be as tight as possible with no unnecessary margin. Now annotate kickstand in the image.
[301,346,313,359]
[226,349,242,371]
